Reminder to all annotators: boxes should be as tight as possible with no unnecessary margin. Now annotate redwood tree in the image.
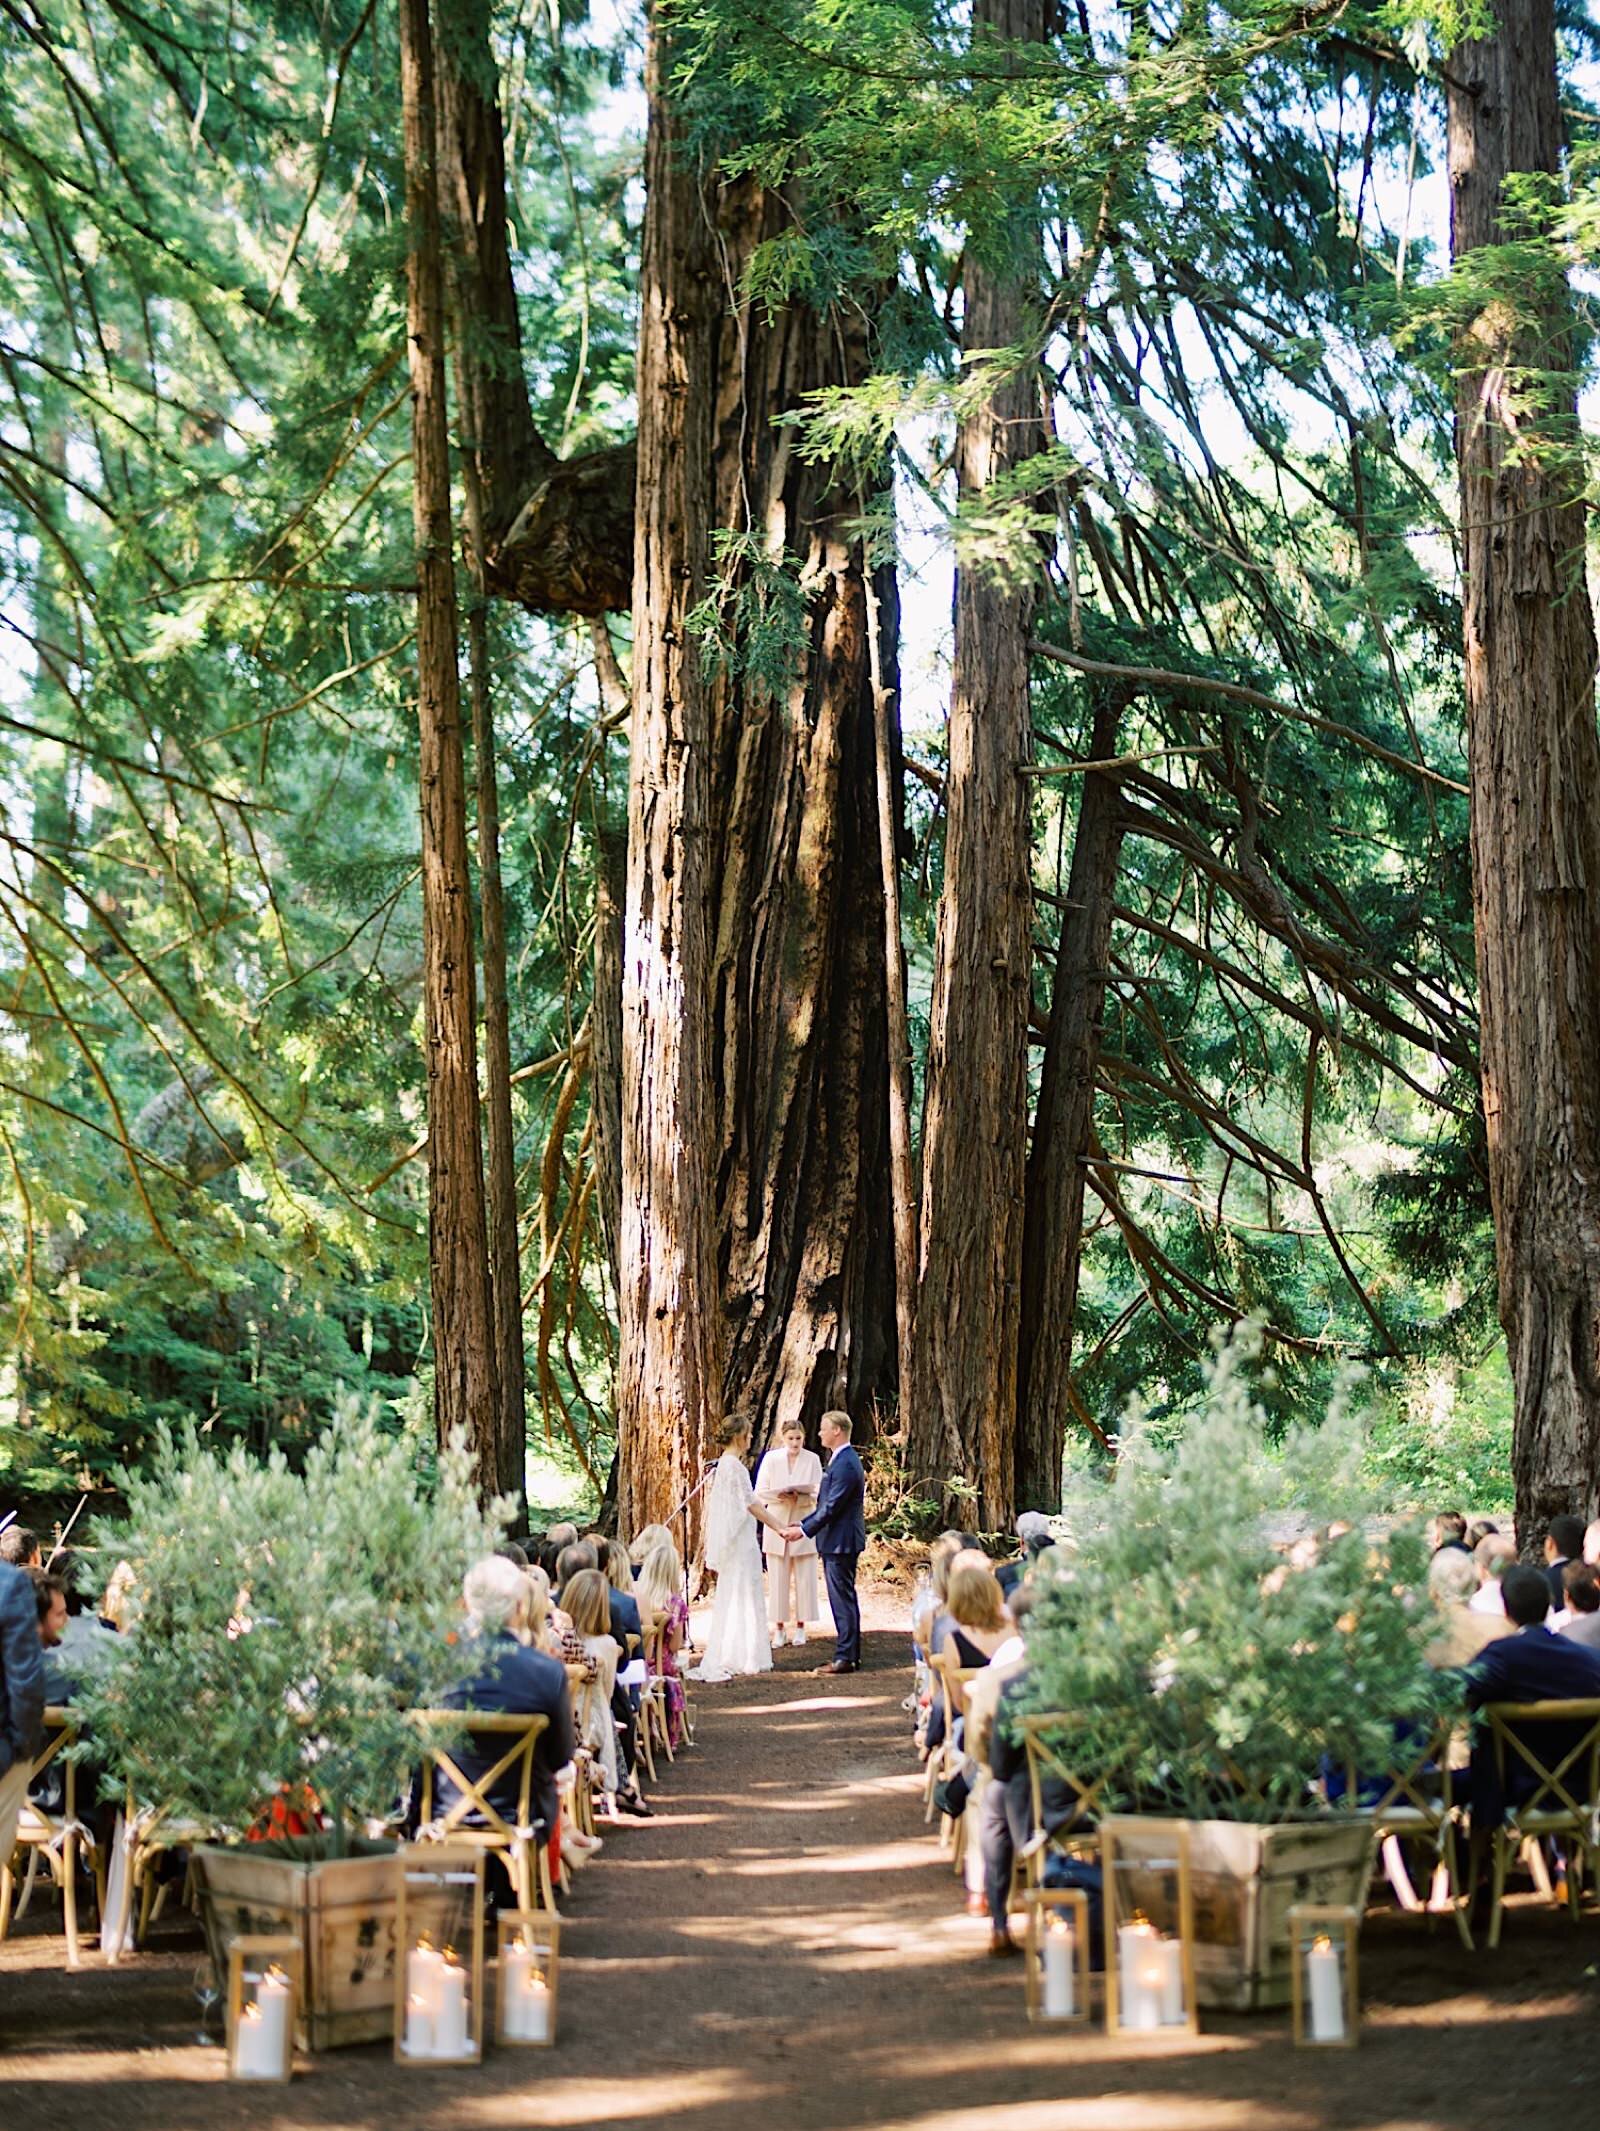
[909,0,1050,1528]
[1448,0,1600,1533]
[615,5,724,1536]
[398,0,501,1497]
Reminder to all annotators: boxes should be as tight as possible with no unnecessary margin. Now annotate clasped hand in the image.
[777,1522,806,1543]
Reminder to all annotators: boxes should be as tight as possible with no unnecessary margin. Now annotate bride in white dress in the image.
[690,1415,789,1681]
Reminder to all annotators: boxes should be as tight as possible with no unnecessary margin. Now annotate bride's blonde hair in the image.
[714,1412,753,1451]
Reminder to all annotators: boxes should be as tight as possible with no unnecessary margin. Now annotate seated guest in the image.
[634,1540,690,1748]
[1543,1515,1586,1607]
[1426,1547,1512,1667]
[1429,1510,1471,1557]
[101,1561,139,1633]
[546,1522,579,1555]
[556,1540,599,1586]
[528,1564,598,1680]
[439,1558,576,1867]
[913,1534,965,1659]
[926,1559,1012,1758]
[955,1587,1031,1916]
[1557,1562,1600,1651]
[1467,1519,1500,1550]
[497,1541,530,1571]
[600,1542,644,1657]
[40,1552,120,1703]
[561,1569,623,1800]
[0,1555,45,1868]
[1470,1532,1517,1616]
[628,1523,675,1575]
[1585,1518,1600,1568]
[997,1513,1053,1597]
[0,1525,41,1570]
[1463,1564,1600,1827]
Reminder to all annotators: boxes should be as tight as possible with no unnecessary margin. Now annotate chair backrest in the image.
[1019,1713,1117,1844]
[1365,1720,1459,1828]
[20,1706,77,1822]
[413,1710,551,1842]
[1483,1698,1600,1826]
[930,1649,980,1733]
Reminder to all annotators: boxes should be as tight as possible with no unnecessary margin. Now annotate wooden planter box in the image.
[1182,1818,1376,2012]
[194,1842,403,2052]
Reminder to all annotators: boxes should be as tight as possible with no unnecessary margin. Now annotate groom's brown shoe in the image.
[826,1658,859,1674]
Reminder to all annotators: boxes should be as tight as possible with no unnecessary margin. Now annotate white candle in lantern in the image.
[1306,1934,1345,2043]
[234,1990,286,2081]
[404,1993,435,2058]
[1041,1913,1075,2019]
[433,1953,470,2058]
[1156,1936,1185,2025]
[515,1970,552,2043]
[1117,1917,1160,2030]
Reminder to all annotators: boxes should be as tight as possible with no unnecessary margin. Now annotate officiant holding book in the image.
[755,1419,822,1648]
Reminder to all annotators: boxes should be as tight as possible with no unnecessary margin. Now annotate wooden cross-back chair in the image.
[1018,1714,1120,1891]
[924,1652,982,1868]
[0,1707,104,1968]
[1357,1721,1473,1949]
[412,1709,557,1913]
[638,1616,676,1779]
[1476,1697,1600,1948]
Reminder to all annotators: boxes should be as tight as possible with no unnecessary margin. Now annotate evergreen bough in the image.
[78,1399,510,1855]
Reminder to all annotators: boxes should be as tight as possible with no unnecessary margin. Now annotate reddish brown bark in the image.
[615,7,723,1540]
[399,0,501,1498]
[908,0,1049,1528]
[1016,696,1125,1509]
[1448,0,1600,1532]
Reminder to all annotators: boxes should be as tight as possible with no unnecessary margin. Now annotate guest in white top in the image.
[755,1419,823,1648]
[1469,1531,1517,1615]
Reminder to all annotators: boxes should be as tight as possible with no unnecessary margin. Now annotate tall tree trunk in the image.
[399,0,501,1499]
[1448,0,1600,1534]
[590,812,626,1304]
[908,0,1048,1528]
[1015,695,1125,1507]
[434,0,527,1503]
[616,6,724,1538]
[704,179,898,1451]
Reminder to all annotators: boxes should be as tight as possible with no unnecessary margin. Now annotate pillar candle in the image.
[1041,1916,1075,2019]
[1307,1935,1345,2043]
[1156,1936,1185,2025]
[234,1995,284,2081]
[513,1971,552,2043]
[1117,1919,1160,2030]
[433,1956,469,2058]
[404,1993,435,2058]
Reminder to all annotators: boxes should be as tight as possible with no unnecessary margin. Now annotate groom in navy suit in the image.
[784,1410,866,1674]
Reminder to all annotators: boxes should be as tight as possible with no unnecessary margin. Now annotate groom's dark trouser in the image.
[823,1553,862,1665]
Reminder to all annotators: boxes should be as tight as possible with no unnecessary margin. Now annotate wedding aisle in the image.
[2,1588,1595,2129]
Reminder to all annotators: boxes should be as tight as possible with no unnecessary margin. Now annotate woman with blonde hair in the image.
[755,1418,822,1649]
[628,1522,674,1569]
[635,1539,690,1746]
[689,1414,792,1682]
[563,1569,622,1796]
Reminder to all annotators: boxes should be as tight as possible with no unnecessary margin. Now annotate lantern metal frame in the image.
[1287,1902,1361,2048]
[1101,1815,1199,2038]
[225,1933,301,2083]
[391,1842,487,2066]
[495,1908,561,2047]
[1023,1884,1092,2025]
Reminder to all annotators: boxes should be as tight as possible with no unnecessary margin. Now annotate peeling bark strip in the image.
[1448,0,1600,1532]
[399,0,500,1498]
[705,177,898,1450]
[1016,695,1126,1510]
[617,7,724,1539]
[909,0,1051,1530]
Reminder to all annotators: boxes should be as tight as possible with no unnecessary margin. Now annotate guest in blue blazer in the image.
[1463,1564,1600,1828]
[785,1411,866,1673]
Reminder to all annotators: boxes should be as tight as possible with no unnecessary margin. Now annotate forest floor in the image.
[2,1582,1598,2129]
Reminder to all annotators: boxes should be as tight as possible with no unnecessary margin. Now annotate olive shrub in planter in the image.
[1019,1324,1463,2009]
[80,1400,510,2045]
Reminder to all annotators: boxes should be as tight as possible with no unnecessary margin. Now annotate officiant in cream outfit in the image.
[755,1418,823,1647]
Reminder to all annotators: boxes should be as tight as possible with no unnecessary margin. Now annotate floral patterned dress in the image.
[650,1590,692,1745]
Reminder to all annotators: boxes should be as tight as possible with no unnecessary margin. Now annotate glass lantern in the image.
[1100,1816,1198,2038]
[391,1844,486,2065]
[1288,1903,1360,2047]
[1023,1885,1091,2025]
[226,1935,300,2083]
[496,1909,561,2046]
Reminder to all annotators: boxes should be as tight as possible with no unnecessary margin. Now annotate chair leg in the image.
[1488,1835,1510,1949]
[137,1869,158,1947]
[62,1831,81,1971]
[637,1707,657,1786]
[0,1860,14,1943]
[538,1842,558,1914]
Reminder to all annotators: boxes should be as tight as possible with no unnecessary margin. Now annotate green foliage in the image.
[1018,1323,1464,1821]
[77,1398,510,1850]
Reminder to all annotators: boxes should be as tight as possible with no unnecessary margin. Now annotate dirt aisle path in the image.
[4,1603,1598,2128]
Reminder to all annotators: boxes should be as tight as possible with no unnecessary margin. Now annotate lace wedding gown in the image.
[689,1454,773,1682]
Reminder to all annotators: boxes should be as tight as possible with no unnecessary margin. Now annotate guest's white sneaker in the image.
[791,1628,807,1647]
